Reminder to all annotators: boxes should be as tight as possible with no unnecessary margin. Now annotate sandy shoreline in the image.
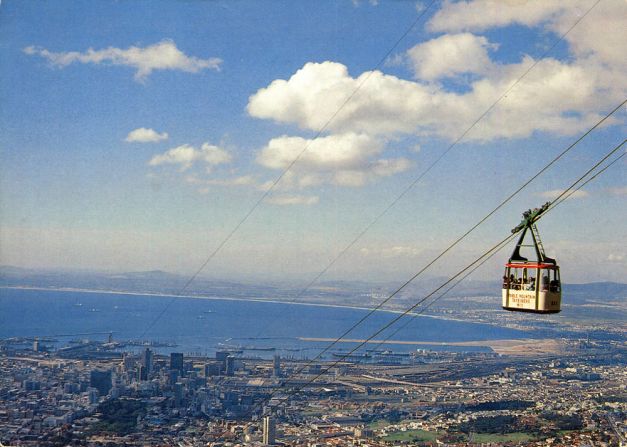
[299,337,567,356]
[1,285,449,320]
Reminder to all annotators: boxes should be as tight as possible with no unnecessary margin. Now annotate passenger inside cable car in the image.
[502,203,561,313]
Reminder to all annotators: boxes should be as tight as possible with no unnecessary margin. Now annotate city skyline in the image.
[1,0,626,283]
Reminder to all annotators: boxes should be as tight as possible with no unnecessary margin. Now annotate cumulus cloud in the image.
[247,62,434,136]
[125,127,169,143]
[245,1,624,198]
[427,1,580,33]
[256,133,413,188]
[538,189,589,200]
[257,133,383,170]
[149,143,231,170]
[248,57,620,142]
[186,174,255,187]
[266,194,320,206]
[407,33,498,80]
[24,39,222,81]
[427,0,627,71]
[249,0,625,144]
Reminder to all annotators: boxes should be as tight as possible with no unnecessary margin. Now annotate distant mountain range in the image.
[0,266,627,304]
[0,266,280,298]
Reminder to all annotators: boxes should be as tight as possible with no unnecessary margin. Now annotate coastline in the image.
[298,336,567,356]
[0,286,541,354]
[0,285,464,323]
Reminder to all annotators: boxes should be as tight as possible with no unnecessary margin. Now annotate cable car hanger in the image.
[509,202,555,265]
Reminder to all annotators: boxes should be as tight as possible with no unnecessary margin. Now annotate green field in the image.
[368,419,391,429]
[471,432,535,443]
[381,429,438,442]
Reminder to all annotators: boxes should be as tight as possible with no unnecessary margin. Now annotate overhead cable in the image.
[279,137,627,401]
[363,138,627,355]
[281,99,626,370]
[212,127,626,442]
[279,0,604,313]
[136,1,437,340]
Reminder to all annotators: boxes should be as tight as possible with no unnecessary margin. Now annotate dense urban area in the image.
[1,328,625,447]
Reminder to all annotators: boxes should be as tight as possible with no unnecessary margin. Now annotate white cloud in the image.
[334,170,368,187]
[210,175,255,186]
[371,158,413,177]
[149,144,197,169]
[331,158,413,187]
[383,246,421,258]
[125,127,169,143]
[249,0,626,144]
[247,62,434,136]
[24,39,222,81]
[385,53,405,67]
[256,133,413,189]
[186,174,255,188]
[245,1,625,199]
[554,2,627,71]
[351,0,379,7]
[427,1,580,33]
[538,189,589,200]
[257,132,383,170]
[359,245,421,258]
[266,194,320,206]
[427,0,627,71]
[608,186,627,196]
[415,2,426,13]
[407,33,497,80]
[607,253,625,262]
[149,143,231,170]
[248,57,621,142]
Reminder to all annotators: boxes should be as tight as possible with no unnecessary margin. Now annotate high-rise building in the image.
[174,382,184,407]
[204,362,222,377]
[225,356,235,377]
[215,350,229,362]
[168,369,179,385]
[138,365,147,382]
[142,348,153,377]
[262,415,276,445]
[90,369,112,396]
[122,353,135,372]
[272,355,281,378]
[215,350,229,373]
[88,388,99,404]
[170,352,184,374]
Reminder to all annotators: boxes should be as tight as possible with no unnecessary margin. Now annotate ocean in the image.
[0,287,532,358]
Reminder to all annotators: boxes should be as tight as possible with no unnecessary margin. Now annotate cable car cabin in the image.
[502,262,561,313]
[502,203,562,314]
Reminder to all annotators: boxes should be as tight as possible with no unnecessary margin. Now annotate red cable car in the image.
[502,203,561,313]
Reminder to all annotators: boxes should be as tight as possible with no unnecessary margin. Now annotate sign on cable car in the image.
[502,203,561,314]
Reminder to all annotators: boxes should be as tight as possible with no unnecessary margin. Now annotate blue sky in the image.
[1,0,625,283]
